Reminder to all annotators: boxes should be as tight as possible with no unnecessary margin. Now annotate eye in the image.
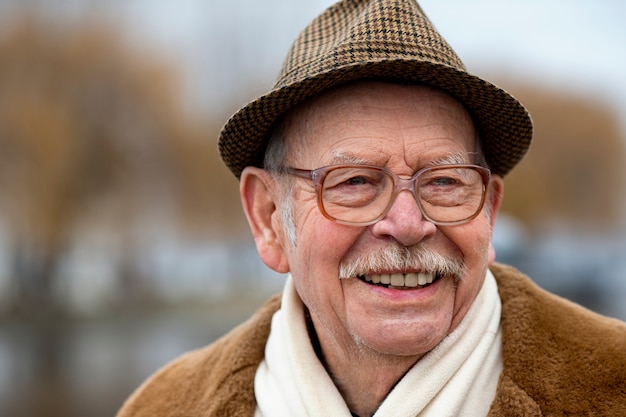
[324,168,384,189]
[420,168,471,189]
[322,167,390,208]
[344,175,371,186]
[429,176,459,187]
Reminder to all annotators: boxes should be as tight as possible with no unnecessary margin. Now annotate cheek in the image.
[289,216,364,316]
[291,197,358,267]
[446,218,493,322]
[294,221,358,278]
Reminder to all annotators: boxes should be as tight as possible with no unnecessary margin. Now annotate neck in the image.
[307,314,421,417]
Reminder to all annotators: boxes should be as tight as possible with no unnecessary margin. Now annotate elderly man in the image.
[117,0,626,416]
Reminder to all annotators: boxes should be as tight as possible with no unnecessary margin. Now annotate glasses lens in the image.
[320,166,393,224]
[418,167,485,223]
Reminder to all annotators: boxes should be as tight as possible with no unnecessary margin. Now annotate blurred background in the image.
[0,0,625,416]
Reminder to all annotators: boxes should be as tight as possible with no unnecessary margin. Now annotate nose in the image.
[370,189,437,246]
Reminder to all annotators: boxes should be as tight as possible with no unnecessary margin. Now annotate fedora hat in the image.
[218,0,533,178]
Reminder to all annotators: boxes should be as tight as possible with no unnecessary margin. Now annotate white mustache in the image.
[338,244,465,280]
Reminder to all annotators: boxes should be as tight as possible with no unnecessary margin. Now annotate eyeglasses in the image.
[283,164,491,226]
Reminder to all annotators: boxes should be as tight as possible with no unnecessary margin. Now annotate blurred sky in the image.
[2,0,623,131]
[125,0,626,130]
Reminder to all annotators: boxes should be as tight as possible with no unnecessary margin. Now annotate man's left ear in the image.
[486,175,504,265]
[240,167,290,274]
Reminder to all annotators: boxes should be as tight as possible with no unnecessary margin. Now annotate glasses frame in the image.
[283,164,491,227]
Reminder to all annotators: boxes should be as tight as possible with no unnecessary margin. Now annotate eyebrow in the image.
[427,151,470,166]
[329,150,472,167]
[330,151,371,165]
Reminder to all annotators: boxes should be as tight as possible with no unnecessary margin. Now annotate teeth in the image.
[418,273,431,286]
[405,273,418,287]
[390,273,404,286]
[363,273,436,288]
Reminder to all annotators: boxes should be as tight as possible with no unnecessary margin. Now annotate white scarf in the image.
[254,271,502,417]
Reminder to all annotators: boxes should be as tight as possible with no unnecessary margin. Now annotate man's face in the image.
[245,81,503,359]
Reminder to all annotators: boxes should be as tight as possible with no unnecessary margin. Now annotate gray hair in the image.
[264,120,298,247]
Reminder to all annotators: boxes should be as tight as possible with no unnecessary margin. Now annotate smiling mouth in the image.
[357,272,444,290]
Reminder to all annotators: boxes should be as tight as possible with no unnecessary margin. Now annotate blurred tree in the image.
[0,13,247,417]
[0,16,245,313]
[500,84,626,233]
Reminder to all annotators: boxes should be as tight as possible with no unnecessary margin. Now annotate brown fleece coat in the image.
[117,263,626,416]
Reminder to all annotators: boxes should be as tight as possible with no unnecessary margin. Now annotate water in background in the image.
[1,225,626,417]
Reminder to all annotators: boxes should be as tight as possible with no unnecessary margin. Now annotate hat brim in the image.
[218,59,532,178]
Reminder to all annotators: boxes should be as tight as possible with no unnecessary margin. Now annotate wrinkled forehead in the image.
[277,80,478,165]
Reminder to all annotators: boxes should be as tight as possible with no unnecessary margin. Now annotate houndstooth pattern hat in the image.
[218,0,533,178]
